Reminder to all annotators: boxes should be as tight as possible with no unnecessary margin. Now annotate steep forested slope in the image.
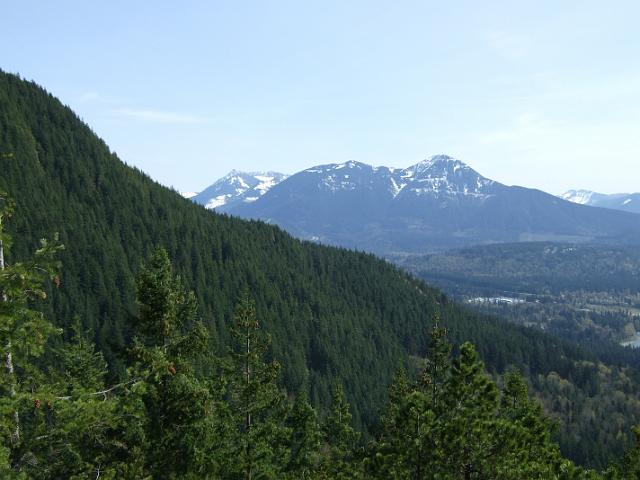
[0,71,638,466]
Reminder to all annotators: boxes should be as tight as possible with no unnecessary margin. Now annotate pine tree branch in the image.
[56,378,141,401]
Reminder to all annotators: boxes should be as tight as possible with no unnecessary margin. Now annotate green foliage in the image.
[0,68,444,431]
[221,293,290,479]
[285,389,322,479]
[400,242,640,467]
[2,227,639,479]
[0,195,63,475]
[129,248,215,478]
[365,325,603,479]
[602,426,640,479]
[23,329,135,479]
[421,317,451,408]
[396,241,640,295]
[399,242,640,358]
[321,383,360,478]
[622,426,640,477]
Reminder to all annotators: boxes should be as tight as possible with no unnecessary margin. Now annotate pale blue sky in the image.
[3,1,639,194]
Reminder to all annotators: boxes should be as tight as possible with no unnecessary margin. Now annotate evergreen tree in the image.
[364,367,415,479]
[365,325,600,479]
[366,322,452,479]
[604,426,640,479]
[321,383,360,479]
[418,320,454,478]
[0,192,62,476]
[493,369,562,478]
[24,322,140,479]
[621,427,640,478]
[439,342,499,478]
[379,366,413,438]
[285,388,322,479]
[223,293,290,479]
[421,316,451,409]
[129,248,214,478]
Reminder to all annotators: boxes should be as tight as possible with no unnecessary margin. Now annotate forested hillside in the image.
[3,239,632,478]
[395,242,640,295]
[1,70,639,468]
[395,243,640,346]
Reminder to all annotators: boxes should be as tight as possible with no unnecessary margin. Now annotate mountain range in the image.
[561,189,640,214]
[191,156,640,254]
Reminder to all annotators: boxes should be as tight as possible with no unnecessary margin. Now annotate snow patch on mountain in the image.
[408,156,493,195]
[191,171,288,210]
[254,175,278,194]
[320,175,358,192]
[389,177,406,197]
[298,155,496,199]
[560,190,640,214]
[561,190,595,205]
[401,155,495,197]
[206,194,231,209]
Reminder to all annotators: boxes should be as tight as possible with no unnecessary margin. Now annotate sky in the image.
[2,1,640,194]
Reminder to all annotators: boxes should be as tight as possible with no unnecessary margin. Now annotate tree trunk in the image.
[0,235,4,271]
[246,321,252,480]
[1,221,19,444]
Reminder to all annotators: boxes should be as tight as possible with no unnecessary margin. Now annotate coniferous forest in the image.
[2,71,640,478]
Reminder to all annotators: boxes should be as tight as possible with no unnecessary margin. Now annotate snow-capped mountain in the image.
[560,190,596,205]
[224,155,640,254]
[291,155,495,200]
[561,190,640,214]
[191,171,287,211]
[396,155,495,198]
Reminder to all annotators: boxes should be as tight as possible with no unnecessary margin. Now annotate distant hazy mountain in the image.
[561,190,640,214]
[217,155,640,254]
[192,171,287,210]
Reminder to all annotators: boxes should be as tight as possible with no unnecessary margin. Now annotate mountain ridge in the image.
[207,156,640,254]
[561,189,640,214]
[194,155,499,209]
